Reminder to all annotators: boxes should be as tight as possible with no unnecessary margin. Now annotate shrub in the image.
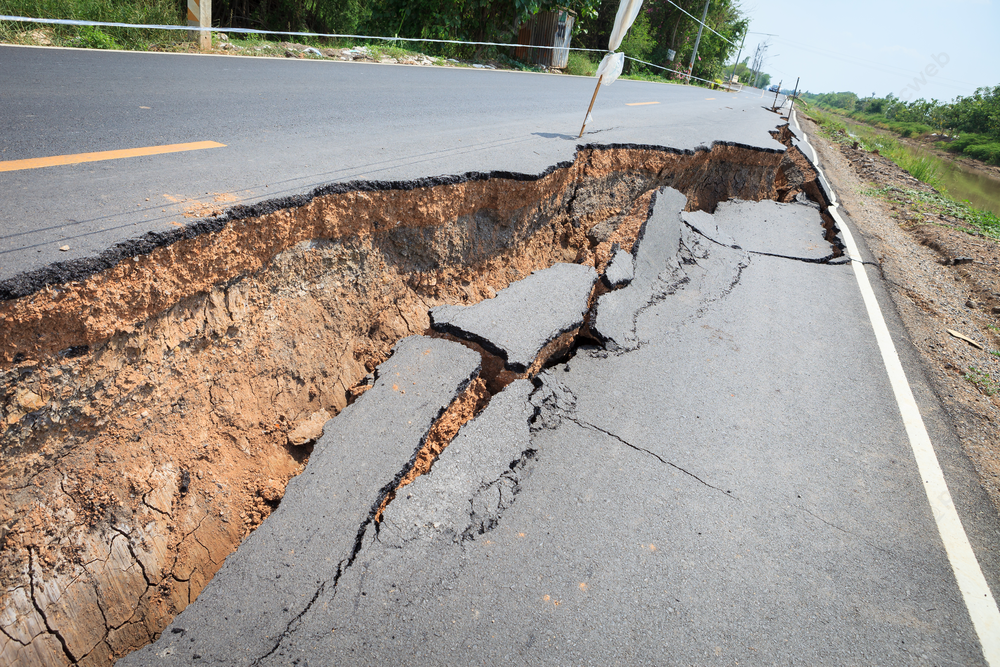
[78,24,118,48]
[566,51,596,77]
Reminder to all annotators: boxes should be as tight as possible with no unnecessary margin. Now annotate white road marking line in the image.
[792,106,1000,666]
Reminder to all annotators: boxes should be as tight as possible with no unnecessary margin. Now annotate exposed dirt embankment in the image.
[0,140,814,666]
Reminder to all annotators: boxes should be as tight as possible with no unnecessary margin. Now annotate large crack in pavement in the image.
[2,125,843,665]
[118,174,846,665]
[570,416,736,499]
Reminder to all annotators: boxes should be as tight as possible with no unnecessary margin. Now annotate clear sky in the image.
[732,0,999,101]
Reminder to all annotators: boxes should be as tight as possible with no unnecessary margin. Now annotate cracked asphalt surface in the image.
[121,183,1000,665]
[4,48,998,665]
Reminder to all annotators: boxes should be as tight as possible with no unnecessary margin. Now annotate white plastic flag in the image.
[595,52,625,86]
[579,0,644,136]
[607,0,643,52]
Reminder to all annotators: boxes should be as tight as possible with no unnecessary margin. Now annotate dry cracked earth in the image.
[0,115,959,666]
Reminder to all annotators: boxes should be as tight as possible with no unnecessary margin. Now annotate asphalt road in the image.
[0,45,782,281]
[4,46,999,665]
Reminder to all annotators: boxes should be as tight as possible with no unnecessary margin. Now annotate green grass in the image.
[365,43,415,60]
[1,0,184,50]
[808,108,944,189]
[965,366,999,396]
[862,185,1000,239]
[812,103,1000,168]
[846,111,934,139]
[566,51,596,77]
[565,50,713,88]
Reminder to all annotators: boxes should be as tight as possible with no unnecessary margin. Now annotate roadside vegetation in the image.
[861,185,1000,240]
[2,0,750,87]
[806,106,1000,240]
[807,107,945,186]
[722,58,769,89]
[0,0,182,49]
[801,87,1000,167]
[965,366,999,396]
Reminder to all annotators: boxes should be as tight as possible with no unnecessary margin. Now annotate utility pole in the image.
[687,0,711,81]
[742,31,776,85]
[789,76,800,112]
[750,43,765,88]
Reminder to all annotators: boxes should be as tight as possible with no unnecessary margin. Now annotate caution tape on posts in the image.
[4,14,745,92]
[624,55,727,88]
[0,14,608,52]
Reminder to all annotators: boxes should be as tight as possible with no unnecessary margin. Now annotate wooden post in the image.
[771,79,782,111]
[579,74,603,138]
[187,0,211,50]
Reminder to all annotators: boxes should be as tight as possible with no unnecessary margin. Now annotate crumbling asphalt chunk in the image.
[117,336,481,667]
[602,243,635,289]
[430,263,598,372]
[378,379,536,547]
[591,186,689,350]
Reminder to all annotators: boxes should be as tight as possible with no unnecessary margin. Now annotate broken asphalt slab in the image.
[377,379,536,548]
[430,262,597,372]
[601,243,635,289]
[118,335,480,666]
[592,187,751,352]
[684,198,836,262]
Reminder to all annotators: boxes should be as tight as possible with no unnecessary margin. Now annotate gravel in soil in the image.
[800,113,1000,514]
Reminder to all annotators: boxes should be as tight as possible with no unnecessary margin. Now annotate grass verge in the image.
[0,0,183,50]
[861,185,1000,239]
[809,102,1000,167]
[807,107,944,188]
[565,50,716,89]
[808,105,999,240]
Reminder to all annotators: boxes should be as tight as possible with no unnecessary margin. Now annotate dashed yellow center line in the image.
[625,101,660,106]
[0,141,227,173]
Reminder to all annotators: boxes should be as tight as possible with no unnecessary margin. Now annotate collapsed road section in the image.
[121,181,993,666]
[119,185,847,666]
[1,126,827,666]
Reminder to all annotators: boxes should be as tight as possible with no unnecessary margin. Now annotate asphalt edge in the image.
[0,140,782,303]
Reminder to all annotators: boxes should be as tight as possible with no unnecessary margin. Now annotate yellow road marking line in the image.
[0,141,226,172]
[625,101,660,106]
[705,97,715,100]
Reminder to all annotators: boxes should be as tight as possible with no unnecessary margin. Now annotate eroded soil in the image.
[0,141,814,666]
[799,113,1000,514]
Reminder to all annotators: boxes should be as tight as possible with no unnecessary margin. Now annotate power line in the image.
[663,0,736,47]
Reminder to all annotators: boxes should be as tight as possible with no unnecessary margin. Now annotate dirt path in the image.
[798,113,1000,513]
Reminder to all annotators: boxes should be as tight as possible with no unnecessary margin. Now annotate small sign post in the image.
[187,0,211,50]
